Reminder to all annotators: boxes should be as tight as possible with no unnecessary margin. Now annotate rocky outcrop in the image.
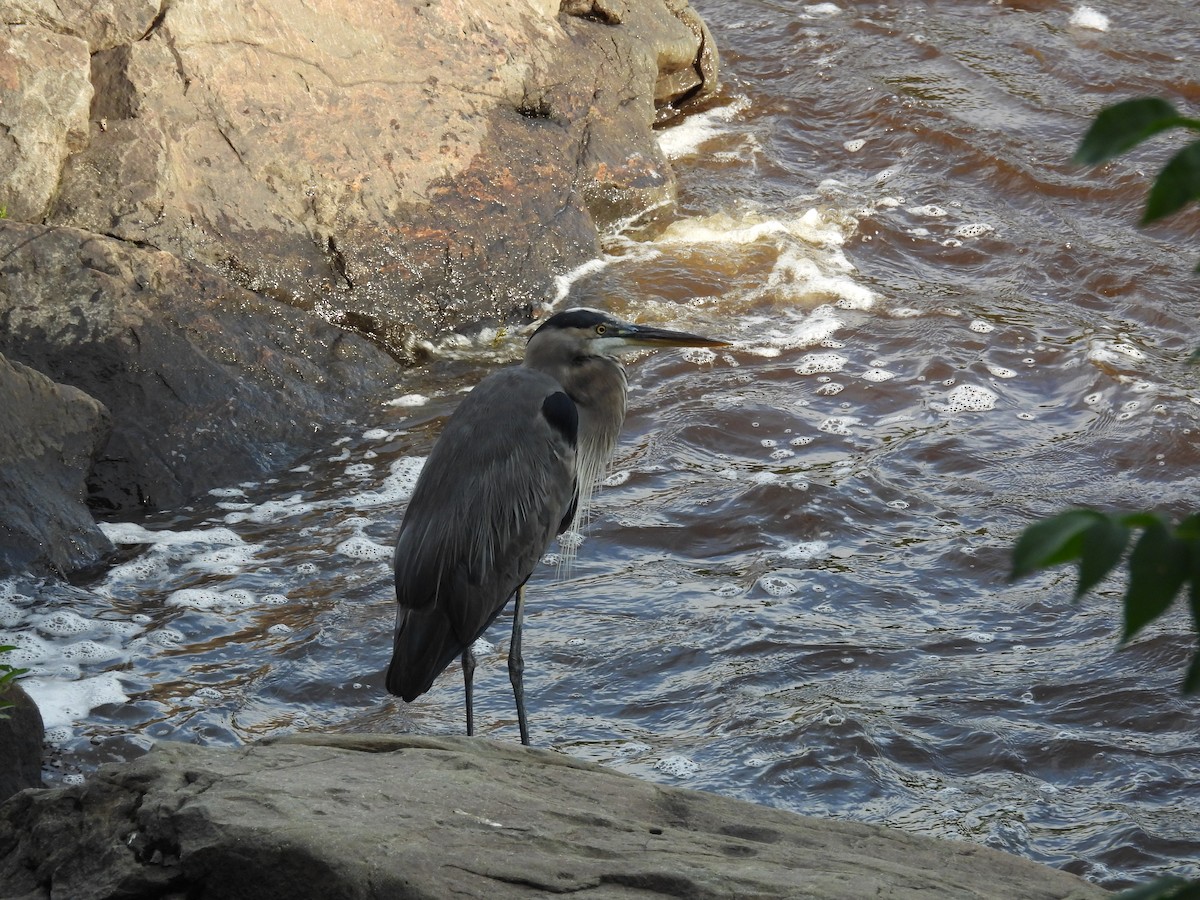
[0,0,718,572]
[0,349,112,577]
[0,684,44,805]
[0,222,398,521]
[0,734,1106,899]
[4,0,718,359]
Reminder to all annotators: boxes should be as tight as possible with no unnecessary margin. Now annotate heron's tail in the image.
[385,606,463,702]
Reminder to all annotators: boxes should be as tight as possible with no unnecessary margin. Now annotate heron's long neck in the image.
[531,353,628,534]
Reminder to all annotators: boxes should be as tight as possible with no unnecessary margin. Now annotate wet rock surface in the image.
[0,734,1108,899]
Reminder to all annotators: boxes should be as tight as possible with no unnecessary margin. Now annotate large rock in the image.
[0,222,398,515]
[0,24,92,222]
[31,0,717,358]
[0,734,1108,899]
[0,350,112,577]
[0,683,44,805]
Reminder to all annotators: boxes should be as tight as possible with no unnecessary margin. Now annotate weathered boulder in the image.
[28,0,717,358]
[0,222,398,515]
[0,683,44,805]
[0,350,112,577]
[0,734,1108,899]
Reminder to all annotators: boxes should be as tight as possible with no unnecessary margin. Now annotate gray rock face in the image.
[0,684,44,805]
[0,350,112,577]
[0,735,1108,899]
[0,222,398,518]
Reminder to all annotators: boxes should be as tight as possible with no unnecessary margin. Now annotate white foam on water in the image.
[781,540,829,561]
[386,393,428,408]
[932,384,999,413]
[862,368,896,382]
[969,320,995,333]
[759,575,800,596]
[1088,339,1145,365]
[99,522,245,547]
[1070,6,1110,31]
[225,494,314,525]
[955,223,994,239]
[165,588,257,612]
[908,204,948,217]
[22,672,129,731]
[654,754,700,778]
[987,365,1017,379]
[657,96,751,159]
[33,610,90,637]
[795,352,849,375]
[362,428,392,440]
[843,138,866,152]
[741,306,846,353]
[349,455,425,507]
[818,415,860,435]
[680,347,718,365]
[336,535,392,561]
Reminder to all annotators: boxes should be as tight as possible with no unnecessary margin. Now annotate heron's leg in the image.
[462,646,476,737]
[509,585,530,746]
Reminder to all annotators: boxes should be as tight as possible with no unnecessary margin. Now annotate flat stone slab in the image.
[0,733,1109,898]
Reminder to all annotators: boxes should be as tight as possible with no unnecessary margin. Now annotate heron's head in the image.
[527,308,728,361]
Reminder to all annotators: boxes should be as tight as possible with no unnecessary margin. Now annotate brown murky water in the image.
[4,0,1199,889]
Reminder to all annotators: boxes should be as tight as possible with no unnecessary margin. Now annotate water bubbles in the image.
[35,611,90,637]
[965,631,995,644]
[362,428,391,441]
[794,352,848,375]
[335,536,392,561]
[862,368,895,382]
[758,575,799,596]
[267,623,293,636]
[986,365,1017,379]
[789,435,814,446]
[681,347,718,365]
[760,438,777,448]
[817,415,860,435]
[908,204,947,217]
[296,562,319,575]
[194,686,223,701]
[780,540,829,561]
[815,382,844,396]
[954,223,994,239]
[614,741,652,758]
[654,755,700,778]
[843,138,866,152]
[931,384,998,414]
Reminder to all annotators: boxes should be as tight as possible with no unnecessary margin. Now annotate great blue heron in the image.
[386,307,727,745]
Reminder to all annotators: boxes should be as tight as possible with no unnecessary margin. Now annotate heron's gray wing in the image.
[387,366,577,700]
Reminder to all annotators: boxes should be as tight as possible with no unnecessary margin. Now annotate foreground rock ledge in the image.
[0,734,1106,899]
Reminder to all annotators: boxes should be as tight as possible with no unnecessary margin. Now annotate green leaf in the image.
[1010,509,1105,581]
[1142,140,1200,223]
[1122,519,1189,643]
[1075,97,1183,165]
[1075,516,1130,599]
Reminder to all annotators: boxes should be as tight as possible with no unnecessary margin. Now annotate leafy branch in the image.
[0,644,29,719]
[1010,510,1200,694]
[1075,97,1200,268]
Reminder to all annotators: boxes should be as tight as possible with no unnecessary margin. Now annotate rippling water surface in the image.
[4,0,1200,890]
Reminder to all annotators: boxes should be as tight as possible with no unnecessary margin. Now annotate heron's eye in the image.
[595,324,606,335]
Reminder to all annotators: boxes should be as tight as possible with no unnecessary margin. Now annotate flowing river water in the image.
[3,0,1200,889]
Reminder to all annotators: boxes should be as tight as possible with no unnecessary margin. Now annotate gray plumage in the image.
[386,307,726,745]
